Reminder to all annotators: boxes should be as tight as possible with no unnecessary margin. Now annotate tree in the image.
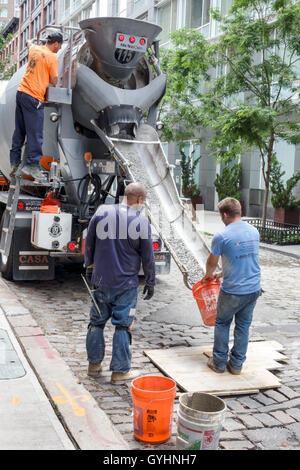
[179,145,201,198]
[160,0,300,224]
[0,24,14,80]
[269,155,300,209]
[214,161,242,201]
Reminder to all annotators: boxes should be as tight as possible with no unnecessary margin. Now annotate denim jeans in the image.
[10,91,44,166]
[213,289,261,371]
[86,286,138,373]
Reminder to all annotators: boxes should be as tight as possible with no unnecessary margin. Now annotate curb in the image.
[259,243,300,260]
[0,277,129,450]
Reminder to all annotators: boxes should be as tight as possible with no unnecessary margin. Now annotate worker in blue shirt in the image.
[84,182,155,383]
[204,197,261,375]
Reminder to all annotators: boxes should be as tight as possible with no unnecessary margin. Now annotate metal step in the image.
[0,174,21,258]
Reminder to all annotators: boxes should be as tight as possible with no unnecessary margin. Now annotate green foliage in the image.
[0,26,14,80]
[179,145,201,198]
[270,156,300,209]
[214,161,242,201]
[160,0,300,222]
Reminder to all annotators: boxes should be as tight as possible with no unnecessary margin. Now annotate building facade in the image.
[105,0,300,217]
[0,15,19,74]
[58,0,102,27]
[0,0,15,27]
[2,0,299,215]
[17,0,58,67]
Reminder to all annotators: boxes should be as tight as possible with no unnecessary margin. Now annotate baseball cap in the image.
[47,31,63,44]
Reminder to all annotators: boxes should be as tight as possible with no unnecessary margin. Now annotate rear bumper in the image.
[139,251,171,276]
[154,251,171,275]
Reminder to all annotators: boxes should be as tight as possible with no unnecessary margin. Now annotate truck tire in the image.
[0,212,13,280]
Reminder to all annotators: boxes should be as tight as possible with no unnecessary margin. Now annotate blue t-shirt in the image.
[211,221,261,295]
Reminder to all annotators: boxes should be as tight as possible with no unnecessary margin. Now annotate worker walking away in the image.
[10,32,63,182]
[84,182,155,383]
[204,197,261,375]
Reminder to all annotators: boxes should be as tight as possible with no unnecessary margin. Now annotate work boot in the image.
[227,361,242,375]
[207,357,225,374]
[111,370,142,383]
[9,165,19,178]
[87,362,102,378]
[21,164,47,183]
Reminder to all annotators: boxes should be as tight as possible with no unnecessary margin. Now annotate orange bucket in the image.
[192,279,221,326]
[131,375,176,444]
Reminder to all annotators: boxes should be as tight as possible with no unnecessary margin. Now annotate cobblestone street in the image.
[4,247,300,450]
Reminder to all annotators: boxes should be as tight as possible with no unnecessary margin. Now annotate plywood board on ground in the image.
[144,341,284,396]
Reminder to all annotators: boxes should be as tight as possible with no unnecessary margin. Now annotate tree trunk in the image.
[262,179,269,226]
[262,133,275,227]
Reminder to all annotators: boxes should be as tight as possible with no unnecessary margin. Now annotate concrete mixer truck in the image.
[0,17,173,281]
[0,17,211,286]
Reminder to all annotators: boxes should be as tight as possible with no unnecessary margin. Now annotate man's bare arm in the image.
[204,253,222,280]
[26,40,34,49]
[49,76,58,86]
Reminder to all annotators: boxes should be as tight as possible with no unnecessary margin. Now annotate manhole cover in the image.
[0,329,26,379]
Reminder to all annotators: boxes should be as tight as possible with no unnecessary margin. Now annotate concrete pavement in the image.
[0,278,128,450]
[0,210,299,450]
[0,292,75,450]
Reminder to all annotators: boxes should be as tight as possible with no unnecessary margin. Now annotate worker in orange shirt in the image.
[10,32,63,182]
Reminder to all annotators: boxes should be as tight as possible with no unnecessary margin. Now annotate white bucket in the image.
[176,392,226,450]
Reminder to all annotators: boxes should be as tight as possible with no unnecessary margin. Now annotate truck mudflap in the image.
[13,226,55,281]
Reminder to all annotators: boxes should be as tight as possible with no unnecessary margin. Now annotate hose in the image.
[77,173,102,220]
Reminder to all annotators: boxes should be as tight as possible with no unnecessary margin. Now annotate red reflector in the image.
[118,34,124,41]
[153,242,160,251]
[129,36,135,43]
[68,242,76,251]
[17,201,25,210]
[140,38,146,45]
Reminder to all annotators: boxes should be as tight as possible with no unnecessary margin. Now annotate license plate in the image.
[155,253,166,261]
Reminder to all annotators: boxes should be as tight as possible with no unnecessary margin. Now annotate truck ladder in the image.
[0,173,21,257]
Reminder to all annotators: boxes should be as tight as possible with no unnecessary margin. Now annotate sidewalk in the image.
[0,302,74,450]
[0,278,128,450]
[202,210,300,259]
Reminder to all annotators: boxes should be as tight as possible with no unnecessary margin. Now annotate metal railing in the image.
[245,218,300,245]
[37,24,81,95]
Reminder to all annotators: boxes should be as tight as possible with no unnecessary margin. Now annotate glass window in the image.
[22,0,29,21]
[185,0,211,29]
[157,0,178,45]
[52,0,56,23]
[274,139,294,183]
[33,0,40,10]
[1,8,7,17]
[49,4,52,24]
[221,0,232,15]
[112,0,119,16]
[133,0,146,14]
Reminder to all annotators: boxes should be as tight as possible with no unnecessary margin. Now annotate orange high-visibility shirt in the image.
[18,45,59,103]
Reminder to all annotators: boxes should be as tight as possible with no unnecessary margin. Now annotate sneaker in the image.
[227,362,242,375]
[111,370,142,383]
[87,362,102,378]
[21,164,47,182]
[207,357,225,374]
